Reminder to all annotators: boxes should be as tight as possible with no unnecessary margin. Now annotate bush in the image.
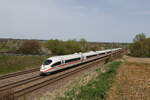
[18,40,42,55]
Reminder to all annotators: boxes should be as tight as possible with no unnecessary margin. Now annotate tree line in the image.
[17,39,102,55]
[3,38,127,55]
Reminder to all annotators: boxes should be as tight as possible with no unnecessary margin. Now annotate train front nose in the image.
[40,65,47,72]
[40,64,52,72]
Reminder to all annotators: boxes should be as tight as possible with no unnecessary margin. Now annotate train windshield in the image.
[43,60,52,65]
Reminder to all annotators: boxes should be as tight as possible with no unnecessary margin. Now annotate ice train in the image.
[40,48,122,75]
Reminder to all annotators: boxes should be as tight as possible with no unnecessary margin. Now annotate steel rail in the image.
[0,68,39,80]
[0,75,42,91]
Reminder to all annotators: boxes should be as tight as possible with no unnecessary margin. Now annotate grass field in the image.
[106,57,150,100]
[53,61,122,100]
[0,55,47,75]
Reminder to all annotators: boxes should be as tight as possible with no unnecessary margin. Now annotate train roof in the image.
[46,48,122,64]
[61,53,81,60]
[82,51,98,56]
[47,53,82,62]
[96,50,107,54]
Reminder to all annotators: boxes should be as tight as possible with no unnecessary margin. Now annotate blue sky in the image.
[0,0,150,42]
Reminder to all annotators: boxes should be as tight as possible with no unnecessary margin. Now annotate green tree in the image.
[133,33,146,42]
[45,39,67,55]
[45,38,102,55]
[130,33,150,57]
[65,40,81,54]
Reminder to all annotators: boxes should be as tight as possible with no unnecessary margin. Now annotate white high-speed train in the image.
[40,48,122,75]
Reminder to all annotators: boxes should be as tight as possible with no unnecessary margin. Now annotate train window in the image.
[99,53,105,55]
[51,61,61,67]
[65,57,80,63]
[87,54,97,58]
[43,60,52,65]
[108,51,111,53]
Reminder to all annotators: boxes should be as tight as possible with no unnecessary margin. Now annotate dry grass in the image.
[124,55,150,64]
[106,57,150,100]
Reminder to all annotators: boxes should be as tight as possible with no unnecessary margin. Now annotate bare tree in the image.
[18,40,41,54]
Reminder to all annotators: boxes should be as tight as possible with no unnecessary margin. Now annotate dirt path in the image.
[107,56,150,100]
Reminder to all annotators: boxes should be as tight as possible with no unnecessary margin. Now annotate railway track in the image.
[0,68,39,80]
[0,75,42,92]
